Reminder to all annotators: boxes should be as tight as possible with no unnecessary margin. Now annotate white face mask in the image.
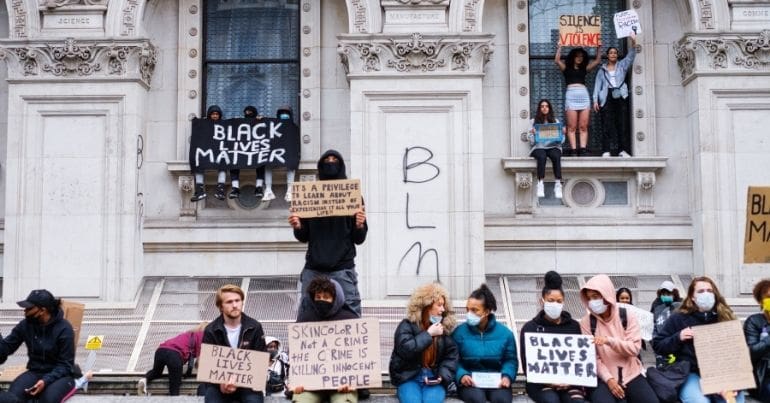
[588,298,608,315]
[543,301,563,320]
[695,292,715,311]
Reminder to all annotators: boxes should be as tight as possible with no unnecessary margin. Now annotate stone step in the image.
[65,395,535,402]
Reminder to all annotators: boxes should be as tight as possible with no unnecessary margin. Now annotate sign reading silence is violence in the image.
[559,15,602,47]
[189,118,300,170]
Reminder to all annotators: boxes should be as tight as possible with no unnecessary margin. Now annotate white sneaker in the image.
[262,188,275,201]
[554,181,563,199]
[619,150,631,157]
[137,378,148,396]
[601,152,611,157]
[536,180,545,198]
[284,191,292,202]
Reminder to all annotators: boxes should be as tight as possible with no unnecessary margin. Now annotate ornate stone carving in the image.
[674,31,770,82]
[121,0,140,36]
[515,172,534,215]
[179,175,198,219]
[350,0,369,33]
[0,38,158,86]
[42,0,107,7]
[12,0,28,38]
[339,33,494,76]
[636,172,656,215]
[463,0,482,32]
[699,0,714,30]
[393,0,446,3]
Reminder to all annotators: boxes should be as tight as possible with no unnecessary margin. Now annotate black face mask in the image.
[269,350,278,360]
[319,162,341,179]
[314,300,334,317]
[25,310,40,324]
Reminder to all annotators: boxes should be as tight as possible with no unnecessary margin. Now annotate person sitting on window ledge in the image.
[528,99,565,199]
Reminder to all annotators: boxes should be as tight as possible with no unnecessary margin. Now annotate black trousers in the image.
[599,96,630,154]
[526,383,586,403]
[590,376,660,403]
[458,385,512,403]
[531,148,562,180]
[204,385,264,403]
[145,347,184,396]
[8,370,74,403]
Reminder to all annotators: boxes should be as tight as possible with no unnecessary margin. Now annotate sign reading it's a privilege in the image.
[745,186,770,263]
[196,344,269,391]
[288,318,381,391]
[559,15,602,47]
[524,333,597,387]
[289,179,362,218]
[189,118,300,171]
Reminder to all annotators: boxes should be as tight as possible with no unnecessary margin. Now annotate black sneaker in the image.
[214,183,226,200]
[229,187,240,199]
[255,186,264,198]
[190,185,206,202]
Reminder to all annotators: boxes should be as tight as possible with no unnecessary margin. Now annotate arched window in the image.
[529,0,626,155]
[202,0,300,120]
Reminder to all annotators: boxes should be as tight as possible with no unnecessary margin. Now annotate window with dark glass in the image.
[529,0,627,155]
[203,0,300,121]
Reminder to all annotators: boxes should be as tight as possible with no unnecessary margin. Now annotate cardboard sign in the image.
[692,320,756,395]
[559,15,602,47]
[0,366,25,382]
[85,335,104,350]
[189,118,300,171]
[534,123,564,144]
[197,344,270,391]
[289,179,362,218]
[61,300,85,351]
[617,303,654,341]
[524,333,597,387]
[613,10,642,38]
[287,317,381,391]
[745,186,770,263]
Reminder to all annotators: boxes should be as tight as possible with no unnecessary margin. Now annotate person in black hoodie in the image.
[0,289,75,403]
[201,284,266,403]
[289,150,368,318]
[262,105,299,203]
[289,277,359,403]
[519,272,586,403]
[243,105,265,199]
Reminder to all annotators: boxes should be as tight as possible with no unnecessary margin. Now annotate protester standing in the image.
[593,33,637,157]
[554,44,601,156]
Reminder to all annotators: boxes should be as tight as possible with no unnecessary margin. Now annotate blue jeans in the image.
[397,368,445,403]
[680,373,745,403]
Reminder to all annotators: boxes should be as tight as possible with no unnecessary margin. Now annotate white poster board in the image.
[523,333,597,387]
[613,10,642,38]
[617,303,654,341]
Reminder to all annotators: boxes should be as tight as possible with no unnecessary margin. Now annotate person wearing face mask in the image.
[520,271,586,402]
[649,281,682,367]
[289,150,368,318]
[744,279,770,401]
[289,277,359,403]
[389,283,459,403]
[580,275,659,403]
[0,289,75,403]
[452,284,517,403]
[264,336,289,396]
[652,276,744,403]
[262,105,299,202]
[136,323,206,396]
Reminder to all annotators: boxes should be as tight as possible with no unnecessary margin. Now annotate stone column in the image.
[339,10,493,298]
[0,4,157,301]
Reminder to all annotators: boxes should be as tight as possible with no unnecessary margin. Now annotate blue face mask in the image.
[429,315,442,325]
[279,113,291,120]
[661,295,674,304]
[466,312,482,326]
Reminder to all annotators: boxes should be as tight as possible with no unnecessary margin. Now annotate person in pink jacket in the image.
[580,275,659,403]
[137,323,206,396]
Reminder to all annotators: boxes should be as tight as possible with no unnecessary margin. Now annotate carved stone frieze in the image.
[12,0,28,38]
[0,38,158,87]
[338,32,494,76]
[673,30,770,83]
[178,175,198,219]
[390,0,447,3]
[463,0,482,32]
[699,0,715,30]
[121,0,141,36]
[515,172,534,215]
[41,0,107,7]
[350,0,369,33]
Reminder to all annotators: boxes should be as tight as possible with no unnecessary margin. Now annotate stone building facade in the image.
[0,0,768,303]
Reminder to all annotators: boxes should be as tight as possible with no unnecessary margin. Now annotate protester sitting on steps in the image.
[744,278,770,402]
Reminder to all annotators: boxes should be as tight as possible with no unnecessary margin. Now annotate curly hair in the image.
[406,282,456,333]
[307,277,336,300]
[679,276,736,322]
[566,47,589,70]
[753,279,770,305]
[469,283,497,312]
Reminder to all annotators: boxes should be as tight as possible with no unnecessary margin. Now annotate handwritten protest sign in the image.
[693,320,755,395]
[290,179,362,218]
[559,15,601,47]
[613,10,642,38]
[534,123,564,144]
[745,186,770,263]
[524,333,597,387]
[197,344,269,391]
[288,317,381,390]
[617,303,654,340]
[189,118,300,170]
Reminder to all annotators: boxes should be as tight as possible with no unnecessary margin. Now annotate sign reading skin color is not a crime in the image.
[287,318,381,391]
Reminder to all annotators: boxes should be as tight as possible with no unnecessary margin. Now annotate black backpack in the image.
[590,306,628,334]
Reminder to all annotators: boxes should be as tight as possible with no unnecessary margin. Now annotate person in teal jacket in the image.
[452,284,517,403]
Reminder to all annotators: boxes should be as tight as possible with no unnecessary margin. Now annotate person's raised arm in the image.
[554,44,566,71]
[587,46,602,71]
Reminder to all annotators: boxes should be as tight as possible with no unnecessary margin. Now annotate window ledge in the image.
[501,156,668,216]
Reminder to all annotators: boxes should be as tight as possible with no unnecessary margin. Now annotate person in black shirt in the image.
[554,44,601,156]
